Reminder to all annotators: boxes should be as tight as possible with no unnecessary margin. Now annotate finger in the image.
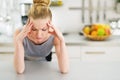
[22,19,30,30]
[48,32,53,35]
[47,22,55,32]
[26,19,31,28]
[47,22,52,27]
[26,18,30,25]
[24,20,32,30]
[49,27,54,32]
[49,21,54,27]
[22,23,33,34]
[47,22,54,30]
[28,22,33,32]
[25,22,33,33]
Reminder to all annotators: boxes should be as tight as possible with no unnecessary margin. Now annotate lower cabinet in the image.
[81,46,120,62]
[67,45,80,58]
[52,45,81,60]
[52,44,120,62]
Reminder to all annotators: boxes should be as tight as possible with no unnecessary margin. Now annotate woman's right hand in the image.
[14,20,32,74]
[15,19,33,42]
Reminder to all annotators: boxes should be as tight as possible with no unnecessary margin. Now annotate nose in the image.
[36,30,43,38]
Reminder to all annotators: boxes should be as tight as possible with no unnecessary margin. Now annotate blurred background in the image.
[0,0,120,54]
[1,1,120,79]
[0,0,120,42]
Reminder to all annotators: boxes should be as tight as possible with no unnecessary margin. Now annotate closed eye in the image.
[32,28,37,31]
[42,28,47,31]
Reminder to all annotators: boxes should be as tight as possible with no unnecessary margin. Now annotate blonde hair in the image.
[28,0,52,20]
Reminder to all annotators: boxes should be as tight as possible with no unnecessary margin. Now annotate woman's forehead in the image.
[30,18,49,28]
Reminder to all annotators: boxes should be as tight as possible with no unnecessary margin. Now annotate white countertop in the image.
[1,58,120,80]
[0,33,120,52]
[1,33,120,45]
[64,33,120,46]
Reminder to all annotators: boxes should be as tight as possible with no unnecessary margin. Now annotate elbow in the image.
[61,64,69,74]
[60,68,69,74]
[59,63,69,74]
[14,60,25,74]
[16,68,25,74]
[14,65,25,74]
[61,70,69,74]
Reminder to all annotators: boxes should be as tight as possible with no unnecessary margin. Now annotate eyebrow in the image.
[32,26,48,30]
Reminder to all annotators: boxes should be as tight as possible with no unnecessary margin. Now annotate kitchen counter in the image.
[0,33,120,52]
[1,58,120,80]
[64,33,120,46]
[0,33,120,45]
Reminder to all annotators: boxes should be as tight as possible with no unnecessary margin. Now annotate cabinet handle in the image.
[85,51,105,54]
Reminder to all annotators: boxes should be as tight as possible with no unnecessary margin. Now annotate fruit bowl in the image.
[83,24,111,41]
[83,33,111,41]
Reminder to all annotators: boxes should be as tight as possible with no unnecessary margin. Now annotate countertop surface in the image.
[1,33,120,45]
[64,33,120,46]
[0,33,120,52]
[1,58,120,80]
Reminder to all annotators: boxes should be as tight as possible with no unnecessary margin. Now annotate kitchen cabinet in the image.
[63,34,120,62]
[67,45,80,58]
[52,45,81,59]
[81,46,120,62]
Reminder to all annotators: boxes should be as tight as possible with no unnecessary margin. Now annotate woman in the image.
[14,0,69,74]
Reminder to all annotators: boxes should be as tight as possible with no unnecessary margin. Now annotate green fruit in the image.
[97,28,105,36]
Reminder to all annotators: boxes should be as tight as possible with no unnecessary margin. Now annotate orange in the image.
[91,24,98,31]
[91,31,97,36]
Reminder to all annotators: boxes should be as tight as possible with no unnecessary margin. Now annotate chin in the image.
[33,40,41,44]
[35,39,43,43]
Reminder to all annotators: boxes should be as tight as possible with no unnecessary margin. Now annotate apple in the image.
[97,28,105,36]
[105,28,111,35]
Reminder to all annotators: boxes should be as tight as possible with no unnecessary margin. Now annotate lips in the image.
[36,38,42,39]
[36,37,42,40]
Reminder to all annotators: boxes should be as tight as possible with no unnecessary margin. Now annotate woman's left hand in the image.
[47,22,69,74]
[47,21,64,41]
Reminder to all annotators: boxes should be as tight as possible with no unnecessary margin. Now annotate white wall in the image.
[50,0,120,33]
[51,0,82,33]
[1,0,120,34]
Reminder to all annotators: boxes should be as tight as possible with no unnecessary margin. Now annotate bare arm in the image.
[47,22,69,74]
[14,30,25,74]
[54,37,69,74]
[14,19,33,74]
